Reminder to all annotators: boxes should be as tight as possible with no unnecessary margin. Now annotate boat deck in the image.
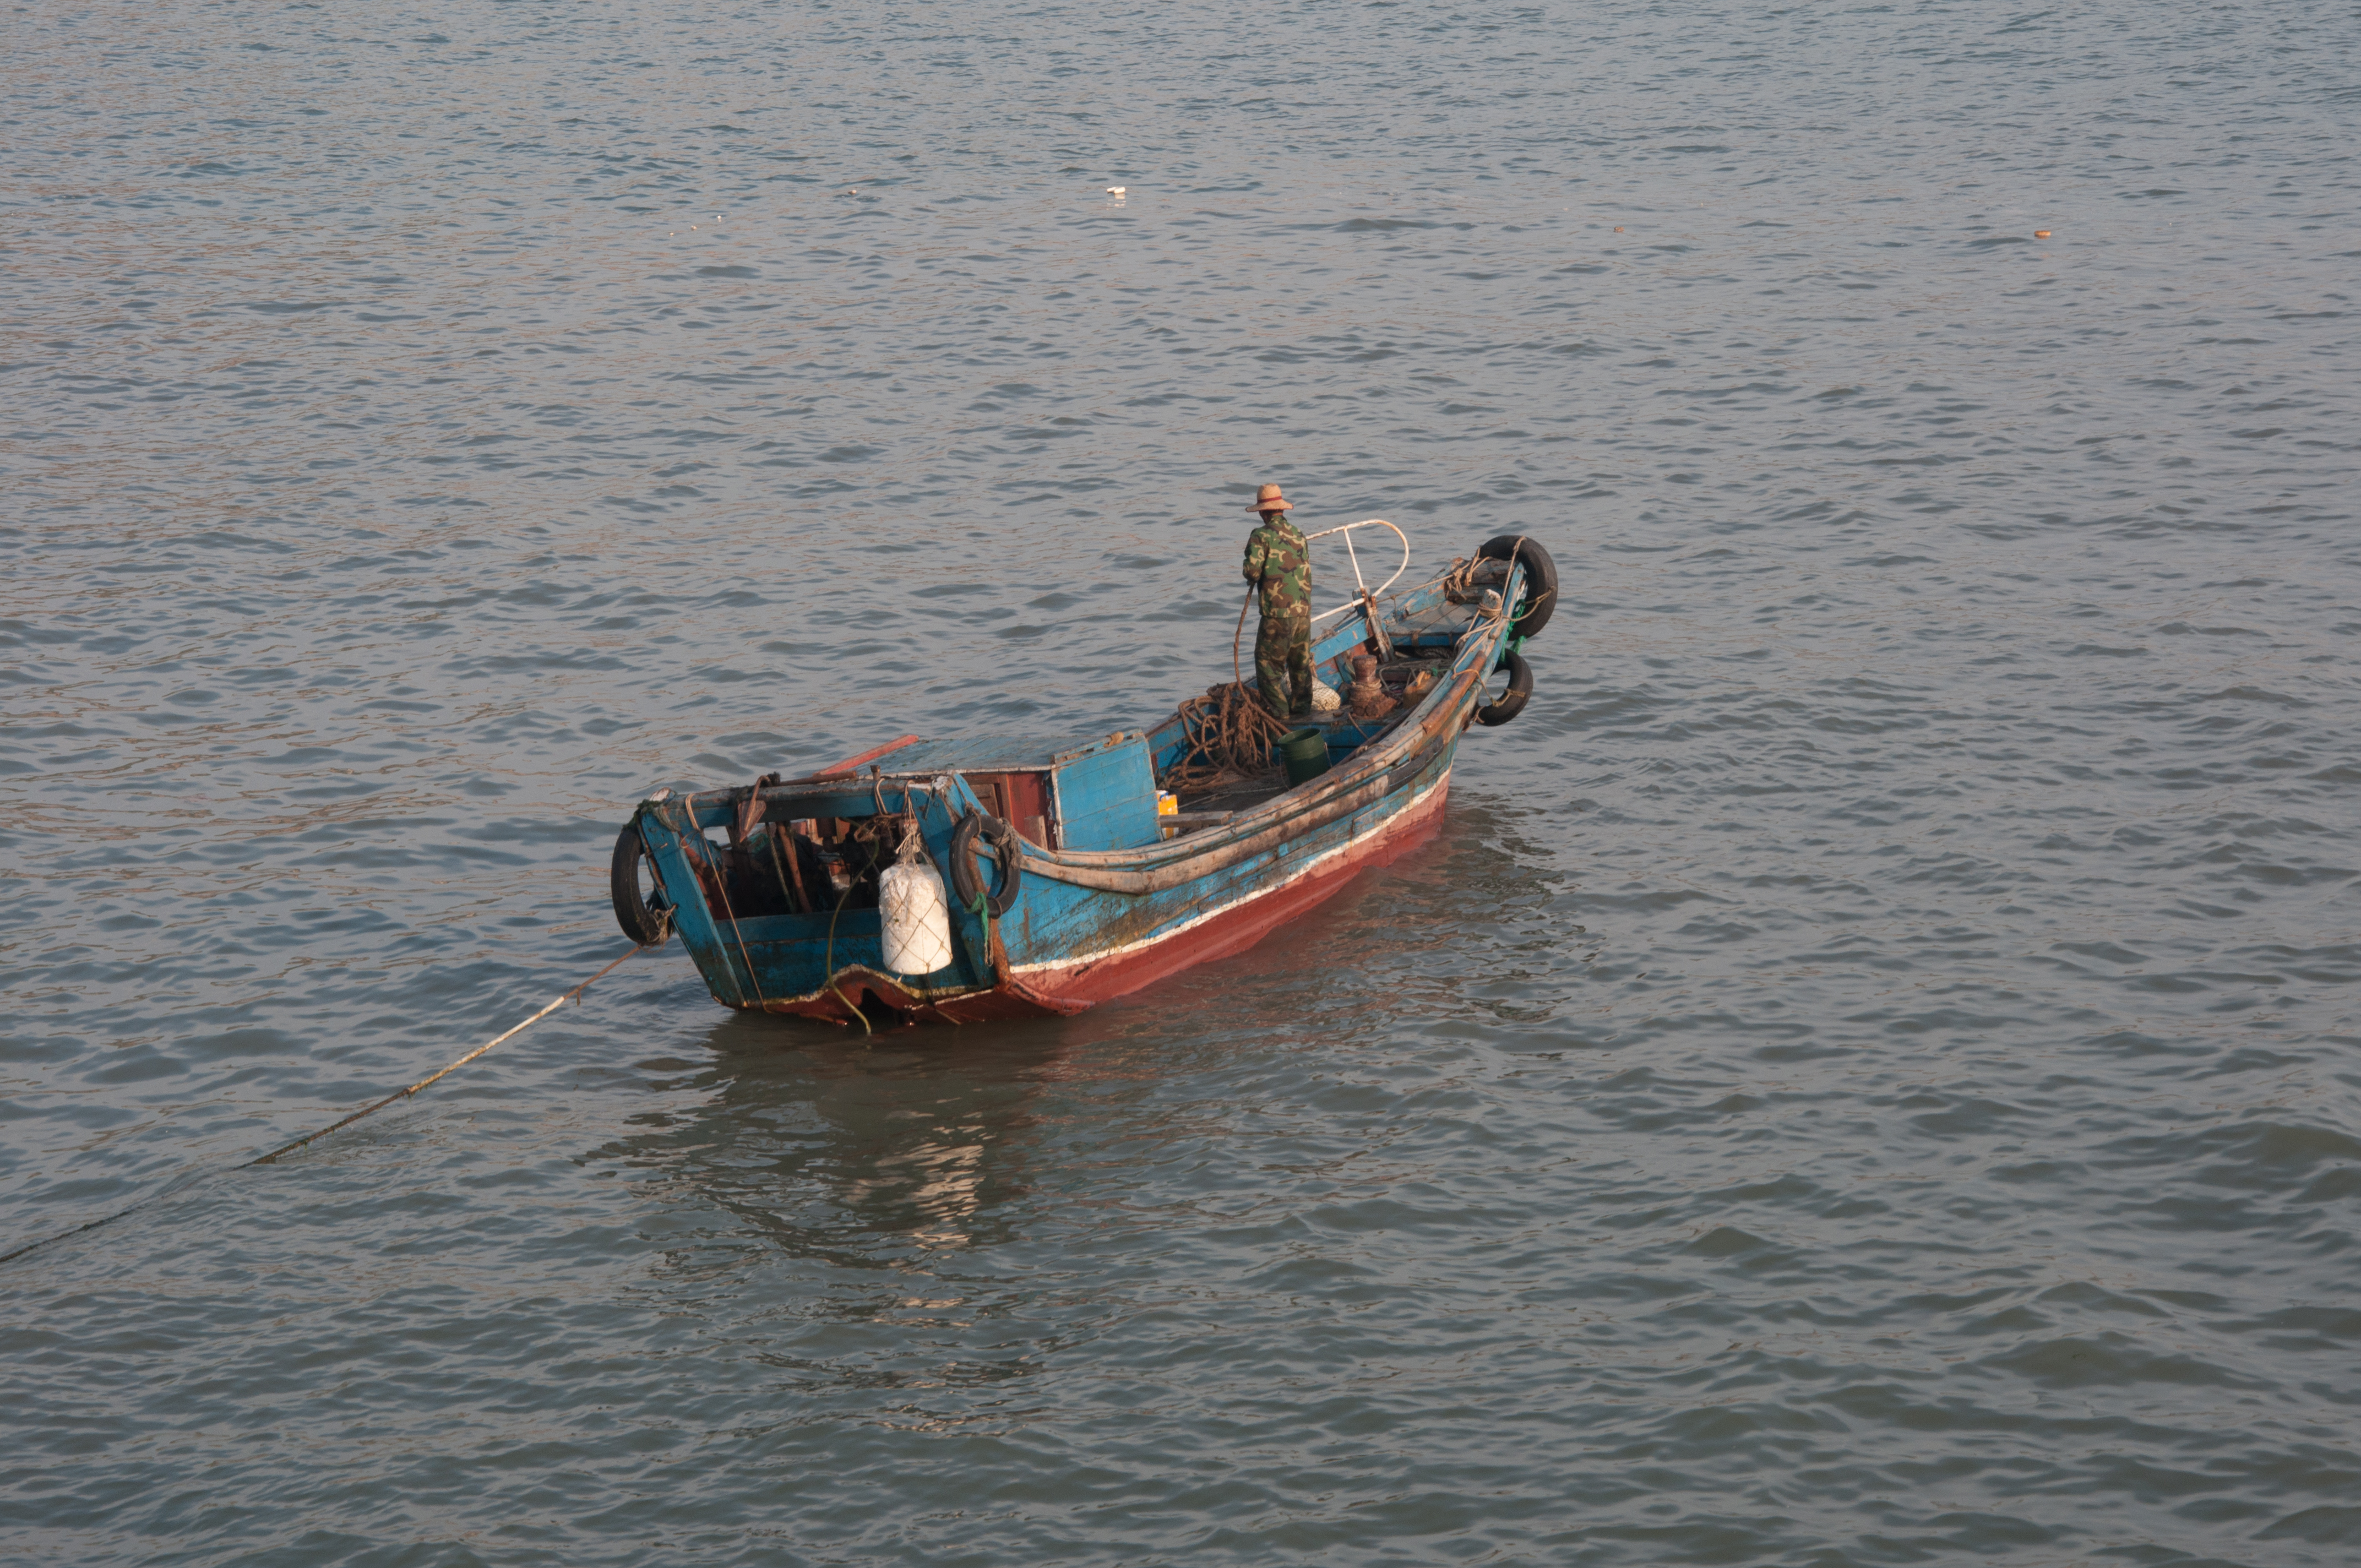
[1177,777,1291,815]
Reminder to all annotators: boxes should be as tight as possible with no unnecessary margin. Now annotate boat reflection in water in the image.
[601,1018,1078,1262]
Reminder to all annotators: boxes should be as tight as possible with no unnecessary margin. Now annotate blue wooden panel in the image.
[1052,735,1160,851]
[635,800,756,1005]
[754,786,923,820]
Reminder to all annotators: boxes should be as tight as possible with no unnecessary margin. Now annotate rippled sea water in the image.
[6,1,2359,1562]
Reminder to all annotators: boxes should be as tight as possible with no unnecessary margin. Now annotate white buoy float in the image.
[879,825,953,976]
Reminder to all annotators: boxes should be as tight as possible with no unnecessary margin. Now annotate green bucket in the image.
[1279,726,1331,786]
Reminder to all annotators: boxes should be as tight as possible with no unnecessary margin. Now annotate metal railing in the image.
[1303,519,1411,625]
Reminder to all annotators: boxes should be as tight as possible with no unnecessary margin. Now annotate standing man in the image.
[1242,481,1314,720]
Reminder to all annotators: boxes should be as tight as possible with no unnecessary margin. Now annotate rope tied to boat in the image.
[1445,536,1557,629]
[1440,553,1488,603]
[249,940,655,1166]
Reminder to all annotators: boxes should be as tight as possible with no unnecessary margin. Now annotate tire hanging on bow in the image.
[1476,649,1533,727]
[1475,533,1559,640]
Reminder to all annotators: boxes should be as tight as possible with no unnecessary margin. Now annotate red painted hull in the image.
[771,777,1451,1026]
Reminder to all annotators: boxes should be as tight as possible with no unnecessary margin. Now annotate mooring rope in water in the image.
[0,937,661,1270]
[249,939,655,1165]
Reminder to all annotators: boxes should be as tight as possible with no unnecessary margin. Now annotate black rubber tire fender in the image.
[611,819,671,945]
[1476,533,1559,640]
[1476,649,1533,727]
[949,809,1023,918]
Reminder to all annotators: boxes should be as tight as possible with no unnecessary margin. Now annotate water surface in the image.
[4,1,2359,1562]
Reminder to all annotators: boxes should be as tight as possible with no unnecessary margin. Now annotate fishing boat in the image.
[609,526,1557,1027]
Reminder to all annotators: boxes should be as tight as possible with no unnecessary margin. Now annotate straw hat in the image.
[1247,482,1293,513]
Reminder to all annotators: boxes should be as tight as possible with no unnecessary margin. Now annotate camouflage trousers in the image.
[1254,605,1314,719]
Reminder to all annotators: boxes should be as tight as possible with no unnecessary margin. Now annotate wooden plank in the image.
[813,734,920,778]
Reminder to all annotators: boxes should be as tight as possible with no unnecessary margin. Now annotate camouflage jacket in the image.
[1242,514,1312,618]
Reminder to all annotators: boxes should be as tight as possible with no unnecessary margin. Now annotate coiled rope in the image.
[0,936,663,1269]
[1154,586,1296,794]
[1163,683,1294,793]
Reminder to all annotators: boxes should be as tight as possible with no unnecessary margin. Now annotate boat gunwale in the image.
[1030,593,1507,873]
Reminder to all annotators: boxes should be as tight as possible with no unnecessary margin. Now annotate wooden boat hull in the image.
[771,774,1452,1024]
[625,548,1534,1029]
